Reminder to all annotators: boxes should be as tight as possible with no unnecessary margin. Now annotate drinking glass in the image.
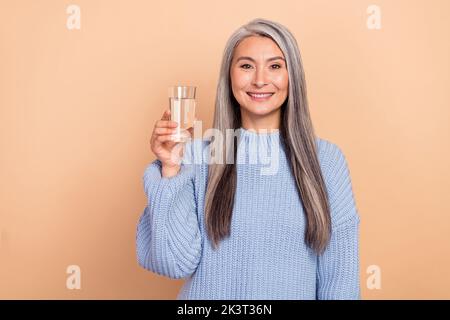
[168,85,196,142]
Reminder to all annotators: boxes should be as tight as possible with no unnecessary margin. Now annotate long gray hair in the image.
[204,18,331,255]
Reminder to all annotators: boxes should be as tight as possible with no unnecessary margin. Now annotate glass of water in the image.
[168,85,196,142]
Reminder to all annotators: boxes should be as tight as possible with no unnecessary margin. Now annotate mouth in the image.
[246,92,275,102]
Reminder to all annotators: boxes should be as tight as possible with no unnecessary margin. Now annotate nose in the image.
[252,67,269,87]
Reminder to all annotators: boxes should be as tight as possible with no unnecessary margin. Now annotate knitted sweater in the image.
[136,127,361,300]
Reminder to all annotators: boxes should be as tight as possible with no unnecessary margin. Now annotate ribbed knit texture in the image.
[136,128,361,300]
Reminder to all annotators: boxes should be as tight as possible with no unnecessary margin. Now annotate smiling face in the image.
[230,35,289,129]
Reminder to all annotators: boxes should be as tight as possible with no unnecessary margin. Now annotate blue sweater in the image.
[136,127,361,300]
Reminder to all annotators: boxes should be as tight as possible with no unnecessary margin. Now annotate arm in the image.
[136,151,202,279]
[316,142,361,300]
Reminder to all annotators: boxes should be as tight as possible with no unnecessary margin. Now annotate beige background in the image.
[1,0,449,299]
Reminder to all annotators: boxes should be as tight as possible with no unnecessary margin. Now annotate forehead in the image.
[234,36,284,58]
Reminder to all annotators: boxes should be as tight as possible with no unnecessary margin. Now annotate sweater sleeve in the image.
[316,142,361,300]
[136,145,202,279]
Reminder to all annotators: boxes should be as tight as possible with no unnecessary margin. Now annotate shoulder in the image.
[315,137,345,163]
[315,137,349,181]
[315,137,360,228]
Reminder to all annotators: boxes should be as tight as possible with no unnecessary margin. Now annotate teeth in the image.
[249,93,273,98]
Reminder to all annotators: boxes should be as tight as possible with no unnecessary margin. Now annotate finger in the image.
[164,140,178,148]
[154,127,177,135]
[157,134,177,143]
[155,119,178,128]
[161,109,171,121]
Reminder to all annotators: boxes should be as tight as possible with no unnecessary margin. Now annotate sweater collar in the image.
[238,127,280,138]
[235,127,282,168]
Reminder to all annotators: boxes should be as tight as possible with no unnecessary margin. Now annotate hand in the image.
[150,109,194,177]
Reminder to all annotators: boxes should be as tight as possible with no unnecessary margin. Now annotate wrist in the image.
[162,164,181,178]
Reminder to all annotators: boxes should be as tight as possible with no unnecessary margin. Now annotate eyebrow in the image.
[235,56,286,63]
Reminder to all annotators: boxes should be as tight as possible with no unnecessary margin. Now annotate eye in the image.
[239,63,282,69]
[240,64,252,69]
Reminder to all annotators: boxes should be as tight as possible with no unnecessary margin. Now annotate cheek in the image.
[231,70,252,89]
[272,72,289,91]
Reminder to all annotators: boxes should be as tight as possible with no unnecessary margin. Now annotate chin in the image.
[243,104,278,116]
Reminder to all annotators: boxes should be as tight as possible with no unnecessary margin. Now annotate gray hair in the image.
[204,18,331,254]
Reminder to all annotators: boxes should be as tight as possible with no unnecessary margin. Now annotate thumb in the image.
[161,109,171,120]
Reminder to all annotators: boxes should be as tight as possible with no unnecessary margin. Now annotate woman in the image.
[136,18,361,300]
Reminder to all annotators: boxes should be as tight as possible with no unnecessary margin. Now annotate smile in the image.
[247,92,274,101]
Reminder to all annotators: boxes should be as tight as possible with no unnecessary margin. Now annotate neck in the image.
[240,108,281,132]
